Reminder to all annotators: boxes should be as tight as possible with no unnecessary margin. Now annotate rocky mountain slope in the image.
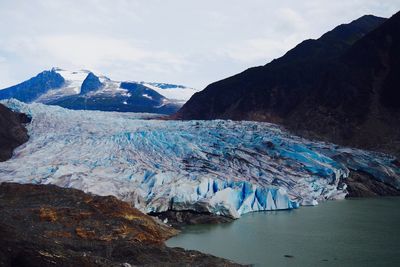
[0,182,240,266]
[176,12,400,156]
[0,68,197,114]
[0,103,30,161]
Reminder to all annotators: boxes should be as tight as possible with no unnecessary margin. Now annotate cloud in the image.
[276,8,308,33]
[221,36,302,64]
[38,35,186,68]
[0,34,189,82]
[219,8,309,65]
[0,0,399,89]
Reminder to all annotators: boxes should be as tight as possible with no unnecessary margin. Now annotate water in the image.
[166,198,400,267]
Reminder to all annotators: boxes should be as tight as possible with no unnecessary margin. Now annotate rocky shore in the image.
[151,210,234,229]
[345,170,400,197]
[0,183,242,267]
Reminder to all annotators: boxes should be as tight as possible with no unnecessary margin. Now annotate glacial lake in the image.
[166,198,400,267]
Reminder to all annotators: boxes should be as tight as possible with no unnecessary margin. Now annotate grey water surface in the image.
[166,198,400,267]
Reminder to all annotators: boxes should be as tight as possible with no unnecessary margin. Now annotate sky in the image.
[0,0,399,89]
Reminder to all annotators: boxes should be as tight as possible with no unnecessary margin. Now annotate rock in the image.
[80,72,103,95]
[0,104,30,161]
[0,183,242,266]
[151,210,234,229]
[345,170,400,197]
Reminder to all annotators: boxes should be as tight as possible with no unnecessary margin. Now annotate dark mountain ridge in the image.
[177,12,400,156]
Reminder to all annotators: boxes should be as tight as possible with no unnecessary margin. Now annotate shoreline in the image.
[0,182,243,266]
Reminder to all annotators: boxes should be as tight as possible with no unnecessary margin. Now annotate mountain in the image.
[177,13,400,156]
[0,183,239,266]
[0,68,197,114]
[0,70,64,103]
[0,103,30,161]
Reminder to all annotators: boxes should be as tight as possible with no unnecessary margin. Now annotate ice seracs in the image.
[0,99,399,218]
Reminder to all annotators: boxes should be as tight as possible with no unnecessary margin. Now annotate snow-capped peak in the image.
[50,68,197,103]
[0,67,197,114]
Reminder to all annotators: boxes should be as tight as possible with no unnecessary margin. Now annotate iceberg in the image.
[1,99,399,218]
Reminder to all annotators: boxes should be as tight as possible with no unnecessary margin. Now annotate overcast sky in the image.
[0,0,399,89]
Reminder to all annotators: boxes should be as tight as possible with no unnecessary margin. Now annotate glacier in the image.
[0,99,399,218]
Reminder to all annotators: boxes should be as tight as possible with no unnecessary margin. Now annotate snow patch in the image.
[142,94,152,100]
[55,69,90,94]
[141,82,197,103]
